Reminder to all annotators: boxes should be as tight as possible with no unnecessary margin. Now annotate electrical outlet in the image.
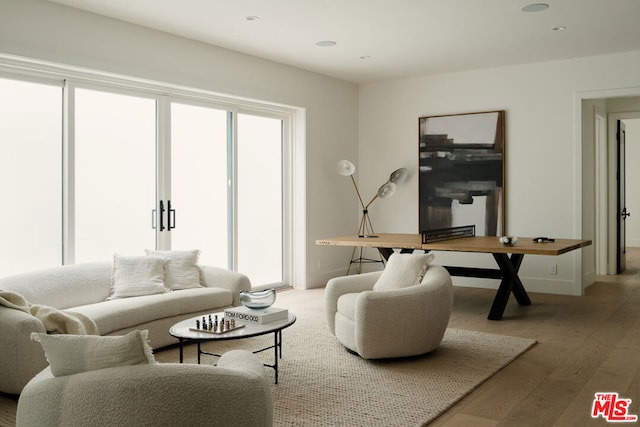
[549,263,558,275]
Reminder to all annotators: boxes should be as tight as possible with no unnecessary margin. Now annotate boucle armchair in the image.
[325,260,453,359]
[16,350,273,427]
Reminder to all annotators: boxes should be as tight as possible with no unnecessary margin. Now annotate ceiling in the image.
[48,0,640,84]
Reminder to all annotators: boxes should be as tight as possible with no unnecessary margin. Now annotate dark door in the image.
[617,120,630,273]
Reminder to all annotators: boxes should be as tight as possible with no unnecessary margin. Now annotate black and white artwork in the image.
[418,110,505,236]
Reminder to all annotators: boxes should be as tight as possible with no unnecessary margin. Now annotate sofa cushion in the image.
[68,287,234,335]
[109,255,168,300]
[31,329,155,377]
[145,249,202,290]
[373,252,435,291]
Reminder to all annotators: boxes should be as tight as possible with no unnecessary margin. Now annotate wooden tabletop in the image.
[316,233,591,256]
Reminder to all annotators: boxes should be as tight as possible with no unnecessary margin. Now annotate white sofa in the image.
[16,349,273,427]
[0,261,251,395]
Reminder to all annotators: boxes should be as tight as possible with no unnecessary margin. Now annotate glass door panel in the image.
[170,102,229,268]
[237,114,283,286]
[74,88,156,262]
[0,78,62,275]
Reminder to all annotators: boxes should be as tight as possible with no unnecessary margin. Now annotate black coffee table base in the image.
[176,329,285,384]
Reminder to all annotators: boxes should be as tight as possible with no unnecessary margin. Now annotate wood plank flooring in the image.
[1,248,639,426]
[432,247,640,427]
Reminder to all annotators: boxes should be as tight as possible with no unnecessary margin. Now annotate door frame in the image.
[595,113,608,274]
[576,86,640,292]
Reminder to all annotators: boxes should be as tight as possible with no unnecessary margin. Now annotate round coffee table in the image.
[169,311,296,384]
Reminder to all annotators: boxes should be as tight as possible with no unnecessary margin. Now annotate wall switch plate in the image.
[549,264,558,275]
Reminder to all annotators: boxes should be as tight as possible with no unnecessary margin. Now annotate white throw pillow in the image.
[109,254,167,299]
[31,329,156,377]
[145,249,202,290]
[373,252,435,291]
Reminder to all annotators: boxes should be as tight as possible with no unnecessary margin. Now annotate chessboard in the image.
[189,324,245,335]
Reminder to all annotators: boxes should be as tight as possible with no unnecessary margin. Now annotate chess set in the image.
[189,314,245,335]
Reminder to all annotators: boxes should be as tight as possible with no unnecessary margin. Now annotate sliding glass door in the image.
[237,113,284,286]
[169,104,286,285]
[73,88,157,263]
[0,77,62,276]
[169,102,229,268]
[0,74,288,287]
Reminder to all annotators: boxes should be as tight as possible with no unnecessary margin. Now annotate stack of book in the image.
[224,306,288,324]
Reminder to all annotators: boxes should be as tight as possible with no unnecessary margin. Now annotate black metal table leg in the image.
[488,253,531,320]
[178,338,184,363]
[377,247,395,260]
[377,247,414,260]
[273,331,279,384]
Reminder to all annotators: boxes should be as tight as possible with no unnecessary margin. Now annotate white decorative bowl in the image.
[499,236,518,247]
[239,289,276,309]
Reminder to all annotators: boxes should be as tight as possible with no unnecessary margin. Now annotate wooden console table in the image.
[316,234,591,320]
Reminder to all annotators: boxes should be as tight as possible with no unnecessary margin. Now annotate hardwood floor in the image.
[433,247,640,427]
[1,249,639,426]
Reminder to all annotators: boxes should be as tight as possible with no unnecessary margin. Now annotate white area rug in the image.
[156,310,536,426]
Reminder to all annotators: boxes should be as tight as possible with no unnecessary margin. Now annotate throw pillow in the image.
[373,252,435,291]
[145,249,202,290]
[109,254,167,299]
[31,329,156,377]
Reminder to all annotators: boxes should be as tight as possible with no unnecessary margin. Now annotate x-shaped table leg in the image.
[488,253,531,320]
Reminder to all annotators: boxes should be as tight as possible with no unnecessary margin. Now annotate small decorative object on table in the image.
[190,314,245,334]
[239,288,276,309]
[499,236,518,247]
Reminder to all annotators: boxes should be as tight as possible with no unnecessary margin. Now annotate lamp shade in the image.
[376,182,397,199]
[337,159,356,176]
[389,168,408,184]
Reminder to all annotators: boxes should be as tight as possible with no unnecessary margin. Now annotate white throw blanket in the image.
[0,289,98,335]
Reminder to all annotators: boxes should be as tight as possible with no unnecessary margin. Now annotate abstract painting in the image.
[419,110,505,236]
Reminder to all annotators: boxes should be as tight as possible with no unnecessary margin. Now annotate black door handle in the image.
[159,200,165,231]
[168,200,176,230]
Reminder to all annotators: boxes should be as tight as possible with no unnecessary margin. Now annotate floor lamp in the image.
[337,160,408,274]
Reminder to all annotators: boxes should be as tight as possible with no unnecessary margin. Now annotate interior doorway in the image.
[604,113,640,275]
[621,119,640,267]
[580,90,640,290]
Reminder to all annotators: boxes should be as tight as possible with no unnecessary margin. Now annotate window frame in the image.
[0,54,304,287]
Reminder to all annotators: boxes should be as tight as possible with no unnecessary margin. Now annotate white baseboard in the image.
[451,275,580,296]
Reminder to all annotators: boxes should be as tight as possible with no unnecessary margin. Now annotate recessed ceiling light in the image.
[521,3,549,12]
[553,26,567,31]
[315,40,337,47]
[245,15,260,21]
[360,56,371,60]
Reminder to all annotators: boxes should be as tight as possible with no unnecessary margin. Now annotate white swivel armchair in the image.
[325,256,453,359]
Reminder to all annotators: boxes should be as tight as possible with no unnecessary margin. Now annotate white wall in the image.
[359,50,640,295]
[0,0,360,289]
